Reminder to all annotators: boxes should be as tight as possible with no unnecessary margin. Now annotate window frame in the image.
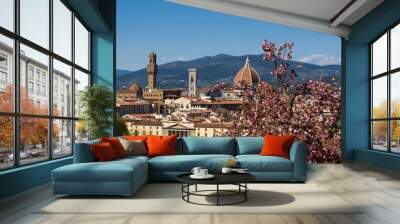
[0,0,92,171]
[370,21,400,154]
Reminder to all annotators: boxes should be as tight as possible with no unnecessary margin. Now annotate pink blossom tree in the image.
[261,40,299,94]
[228,41,341,163]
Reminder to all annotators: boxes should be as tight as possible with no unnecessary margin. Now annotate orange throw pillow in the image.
[260,135,296,159]
[91,142,117,162]
[146,135,177,157]
[101,137,126,158]
[124,135,148,141]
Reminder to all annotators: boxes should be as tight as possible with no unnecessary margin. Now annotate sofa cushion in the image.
[118,138,147,156]
[53,158,147,183]
[180,137,235,155]
[124,135,148,141]
[236,137,263,155]
[236,155,293,172]
[91,142,118,162]
[260,135,295,159]
[147,135,177,157]
[149,154,235,172]
[101,137,127,158]
[115,155,150,163]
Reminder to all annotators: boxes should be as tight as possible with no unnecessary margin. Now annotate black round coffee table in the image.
[177,173,255,206]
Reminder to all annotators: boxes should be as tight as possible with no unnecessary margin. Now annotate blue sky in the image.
[117,0,341,71]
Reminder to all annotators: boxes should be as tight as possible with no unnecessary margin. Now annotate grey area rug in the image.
[37,183,362,214]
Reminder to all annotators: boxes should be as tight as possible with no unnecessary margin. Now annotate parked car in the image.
[8,150,32,160]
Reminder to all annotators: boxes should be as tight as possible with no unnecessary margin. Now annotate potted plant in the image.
[79,84,114,140]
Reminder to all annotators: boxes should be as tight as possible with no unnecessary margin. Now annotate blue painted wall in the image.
[69,0,116,134]
[0,158,72,199]
[0,0,116,200]
[92,32,116,135]
[344,0,400,171]
[355,149,400,172]
[343,43,369,159]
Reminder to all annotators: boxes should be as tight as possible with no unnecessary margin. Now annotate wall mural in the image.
[116,1,342,163]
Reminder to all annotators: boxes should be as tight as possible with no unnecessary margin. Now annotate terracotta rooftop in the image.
[116,99,130,107]
[128,120,163,126]
[194,122,233,128]
[116,99,150,107]
[192,100,242,105]
[189,110,212,113]
[123,113,156,119]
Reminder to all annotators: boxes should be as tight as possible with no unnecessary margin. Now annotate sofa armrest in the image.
[73,140,100,163]
[289,141,307,182]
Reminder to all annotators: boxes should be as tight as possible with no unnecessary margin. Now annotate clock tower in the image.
[188,68,197,97]
[147,52,157,89]
[143,52,163,113]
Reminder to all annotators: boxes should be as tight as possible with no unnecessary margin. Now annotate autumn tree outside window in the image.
[0,0,91,170]
[371,23,400,153]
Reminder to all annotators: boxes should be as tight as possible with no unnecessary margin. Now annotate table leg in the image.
[245,183,247,201]
[217,184,219,206]
[181,184,183,199]
[187,184,190,202]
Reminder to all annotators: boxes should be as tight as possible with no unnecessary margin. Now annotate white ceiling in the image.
[167,0,384,38]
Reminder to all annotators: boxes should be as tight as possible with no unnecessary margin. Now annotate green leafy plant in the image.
[79,84,114,140]
[115,112,129,136]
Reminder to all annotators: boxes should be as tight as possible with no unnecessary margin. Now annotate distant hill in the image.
[117,54,341,89]
[116,69,132,77]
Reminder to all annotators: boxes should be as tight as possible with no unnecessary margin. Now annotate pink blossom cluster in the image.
[227,40,341,163]
[227,80,341,163]
[261,40,294,62]
[261,40,297,92]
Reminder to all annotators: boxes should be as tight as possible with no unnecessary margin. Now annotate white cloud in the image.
[159,56,186,62]
[298,54,341,66]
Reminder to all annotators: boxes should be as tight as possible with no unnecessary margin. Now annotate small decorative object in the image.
[221,167,232,174]
[221,159,239,174]
[199,169,209,176]
[231,168,249,174]
[190,167,214,179]
[226,159,238,168]
[191,167,202,176]
[189,173,215,179]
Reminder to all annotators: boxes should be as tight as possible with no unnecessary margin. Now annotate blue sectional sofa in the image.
[52,137,307,196]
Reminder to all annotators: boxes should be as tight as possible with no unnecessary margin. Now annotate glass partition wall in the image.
[371,23,400,153]
[0,0,91,170]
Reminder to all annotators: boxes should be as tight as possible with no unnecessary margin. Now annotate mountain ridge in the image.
[117,53,341,89]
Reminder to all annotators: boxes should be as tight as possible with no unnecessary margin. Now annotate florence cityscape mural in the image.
[115,0,342,163]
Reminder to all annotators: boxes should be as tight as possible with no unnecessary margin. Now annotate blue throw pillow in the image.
[181,137,235,155]
[236,137,263,155]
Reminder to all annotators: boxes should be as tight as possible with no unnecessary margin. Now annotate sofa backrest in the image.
[73,136,267,162]
[179,137,236,155]
[235,137,263,155]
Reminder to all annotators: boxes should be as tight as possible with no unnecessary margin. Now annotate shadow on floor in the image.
[202,190,295,207]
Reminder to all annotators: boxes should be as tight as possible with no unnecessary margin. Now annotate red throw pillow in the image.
[260,135,296,159]
[91,142,117,161]
[101,137,126,158]
[124,135,148,141]
[146,135,177,157]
